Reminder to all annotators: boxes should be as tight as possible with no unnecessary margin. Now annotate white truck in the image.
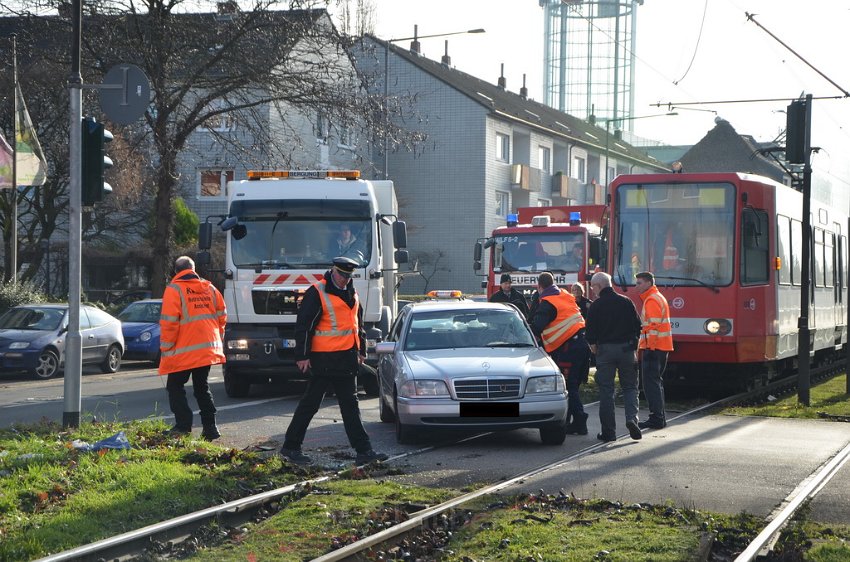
[197,170,408,398]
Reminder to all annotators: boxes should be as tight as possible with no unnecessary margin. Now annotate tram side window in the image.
[825,231,835,289]
[814,228,825,288]
[777,215,792,285]
[741,209,769,285]
[791,219,803,285]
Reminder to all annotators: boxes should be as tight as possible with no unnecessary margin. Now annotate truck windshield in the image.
[229,200,372,269]
[494,232,586,273]
[613,182,735,287]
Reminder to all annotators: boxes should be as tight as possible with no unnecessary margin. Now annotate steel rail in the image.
[734,441,850,562]
[33,363,846,561]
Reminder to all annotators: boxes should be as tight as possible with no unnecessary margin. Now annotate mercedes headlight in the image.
[527,375,565,394]
[399,380,450,397]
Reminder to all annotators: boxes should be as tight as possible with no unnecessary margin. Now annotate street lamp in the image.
[382,26,486,179]
[603,112,677,186]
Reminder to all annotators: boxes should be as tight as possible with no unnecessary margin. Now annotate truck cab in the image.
[198,170,407,397]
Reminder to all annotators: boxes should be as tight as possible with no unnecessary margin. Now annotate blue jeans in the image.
[594,343,639,438]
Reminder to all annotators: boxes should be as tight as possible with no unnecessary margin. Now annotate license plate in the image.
[282,339,296,349]
[460,402,519,417]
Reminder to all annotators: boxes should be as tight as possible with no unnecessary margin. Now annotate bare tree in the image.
[0,33,149,285]
[1,0,428,295]
[412,249,450,294]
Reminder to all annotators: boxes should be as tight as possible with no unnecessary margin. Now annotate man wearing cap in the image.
[280,256,388,466]
[488,273,530,318]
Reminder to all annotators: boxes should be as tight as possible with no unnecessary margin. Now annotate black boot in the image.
[200,413,220,441]
[567,412,588,435]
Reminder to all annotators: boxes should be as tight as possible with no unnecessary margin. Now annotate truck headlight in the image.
[527,375,564,394]
[227,339,248,350]
[399,380,450,397]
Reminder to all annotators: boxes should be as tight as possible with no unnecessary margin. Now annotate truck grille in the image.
[251,289,304,315]
[454,378,521,399]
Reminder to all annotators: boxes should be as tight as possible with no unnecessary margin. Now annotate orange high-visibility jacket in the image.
[540,289,585,353]
[662,229,680,270]
[158,272,227,375]
[638,285,674,351]
[310,279,361,353]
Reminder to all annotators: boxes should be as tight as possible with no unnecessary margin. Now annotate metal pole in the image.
[797,93,813,406]
[847,215,849,395]
[383,40,389,180]
[63,0,83,428]
[10,35,17,284]
[604,120,610,187]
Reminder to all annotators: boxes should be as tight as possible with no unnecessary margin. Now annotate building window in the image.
[572,156,586,183]
[200,100,237,132]
[199,169,234,198]
[337,122,355,148]
[316,109,329,144]
[495,190,510,217]
[496,133,510,162]
[538,145,551,173]
[537,198,551,207]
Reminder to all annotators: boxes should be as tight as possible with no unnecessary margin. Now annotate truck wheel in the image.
[223,366,251,398]
[358,363,380,397]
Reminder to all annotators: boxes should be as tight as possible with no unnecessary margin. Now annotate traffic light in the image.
[785,99,809,165]
[81,117,113,206]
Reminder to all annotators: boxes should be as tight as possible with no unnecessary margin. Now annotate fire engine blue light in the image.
[569,211,581,223]
[506,213,518,227]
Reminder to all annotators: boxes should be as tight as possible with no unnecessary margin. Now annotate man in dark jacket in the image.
[585,271,643,442]
[489,273,530,318]
[529,272,590,436]
[279,257,388,466]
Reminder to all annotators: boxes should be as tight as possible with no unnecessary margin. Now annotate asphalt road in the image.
[2,363,849,524]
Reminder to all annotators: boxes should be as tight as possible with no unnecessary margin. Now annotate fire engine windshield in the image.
[613,182,735,287]
[494,232,586,273]
[228,199,372,269]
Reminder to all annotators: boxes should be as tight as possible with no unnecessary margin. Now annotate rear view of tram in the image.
[608,172,848,394]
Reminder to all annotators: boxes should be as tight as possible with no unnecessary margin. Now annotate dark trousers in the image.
[641,349,669,424]
[552,332,590,421]
[166,365,216,430]
[283,365,371,453]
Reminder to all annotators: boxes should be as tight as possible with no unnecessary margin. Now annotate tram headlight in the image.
[704,319,732,336]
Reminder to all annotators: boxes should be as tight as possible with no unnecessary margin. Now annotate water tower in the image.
[540,0,643,129]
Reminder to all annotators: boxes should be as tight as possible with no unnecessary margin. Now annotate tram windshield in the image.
[613,182,735,287]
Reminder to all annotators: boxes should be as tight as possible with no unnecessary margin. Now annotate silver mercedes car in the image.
[375,297,568,445]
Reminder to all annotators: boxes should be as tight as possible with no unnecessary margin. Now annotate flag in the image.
[15,82,47,187]
[0,133,11,189]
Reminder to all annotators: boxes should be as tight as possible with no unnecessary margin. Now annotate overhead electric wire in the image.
[672,0,709,85]
[745,12,850,98]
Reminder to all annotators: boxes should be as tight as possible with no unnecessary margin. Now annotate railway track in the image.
[34,363,848,562]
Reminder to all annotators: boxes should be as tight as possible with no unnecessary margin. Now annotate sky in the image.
[361,0,850,198]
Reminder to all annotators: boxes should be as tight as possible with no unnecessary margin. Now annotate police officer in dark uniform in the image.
[279,257,388,466]
[489,273,530,318]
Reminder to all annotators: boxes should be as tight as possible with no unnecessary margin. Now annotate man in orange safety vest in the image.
[636,271,674,430]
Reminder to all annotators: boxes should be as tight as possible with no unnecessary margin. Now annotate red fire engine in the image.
[474,205,608,300]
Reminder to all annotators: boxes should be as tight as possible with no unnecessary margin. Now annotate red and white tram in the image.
[607,172,848,390]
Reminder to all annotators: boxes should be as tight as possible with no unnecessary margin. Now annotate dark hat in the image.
[499,273,512,284]
[332,256,358,277]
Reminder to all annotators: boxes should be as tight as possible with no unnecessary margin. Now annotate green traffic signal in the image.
[81,117,113,206]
